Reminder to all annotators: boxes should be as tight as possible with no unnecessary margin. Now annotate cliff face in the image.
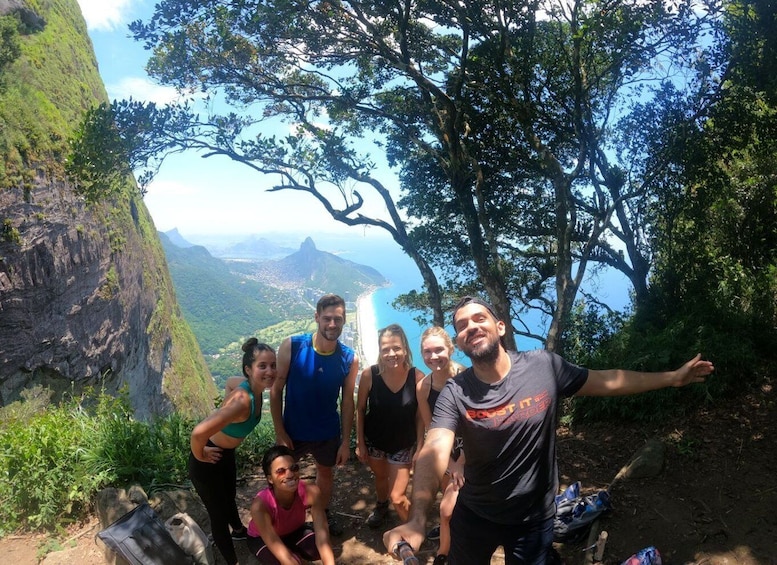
[0,0,216,418]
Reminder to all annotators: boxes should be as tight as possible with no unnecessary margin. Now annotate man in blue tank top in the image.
[386,296,714,565]
[270,294,359,536]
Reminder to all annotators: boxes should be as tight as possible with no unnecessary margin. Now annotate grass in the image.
[0,386,276,535]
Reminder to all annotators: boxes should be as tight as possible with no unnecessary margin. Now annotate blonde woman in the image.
[356,324,424,528]
[416,327,466,565]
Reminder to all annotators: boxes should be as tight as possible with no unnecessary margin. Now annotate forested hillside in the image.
[161,234,385,366]
[159,232,311,353]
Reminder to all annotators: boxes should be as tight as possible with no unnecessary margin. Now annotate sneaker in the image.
[426,524,441,540]
[366,501,389,529]
[230,526,247,541]
[433,555,448,565]
[326,509,344,536]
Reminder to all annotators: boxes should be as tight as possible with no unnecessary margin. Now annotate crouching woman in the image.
[247,446,335,565]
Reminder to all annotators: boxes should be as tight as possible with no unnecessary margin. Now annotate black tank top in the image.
[364,365,418,454]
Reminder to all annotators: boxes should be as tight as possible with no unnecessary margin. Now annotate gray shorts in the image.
[366,443,415,465]
[292,436,341,468]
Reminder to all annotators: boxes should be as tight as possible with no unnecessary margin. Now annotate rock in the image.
[0,0,216,420]
[95,486,212,564]
[95,487,146,530]
[614,437,667,481]
[149,489,211,532]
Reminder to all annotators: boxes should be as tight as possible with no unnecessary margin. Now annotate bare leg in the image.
[315,462,334,509]
[387,463,412,522]
[368,456,391,503]
[438,480,460,556]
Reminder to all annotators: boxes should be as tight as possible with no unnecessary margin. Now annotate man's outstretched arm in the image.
[577,353,714,397]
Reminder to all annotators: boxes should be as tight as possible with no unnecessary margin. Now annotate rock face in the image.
[0,0,215,418]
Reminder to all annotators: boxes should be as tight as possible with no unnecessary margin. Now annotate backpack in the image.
[553,481,612,543]
[621,546,662,565]
[97,502,192,565]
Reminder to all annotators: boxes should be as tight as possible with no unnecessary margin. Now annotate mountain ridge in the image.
[160,233,388,355]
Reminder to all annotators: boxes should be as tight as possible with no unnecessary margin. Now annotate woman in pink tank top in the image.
[247,446,335,564]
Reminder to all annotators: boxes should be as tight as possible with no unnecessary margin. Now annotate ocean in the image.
[333,233,631,370]
[194,231,630,369]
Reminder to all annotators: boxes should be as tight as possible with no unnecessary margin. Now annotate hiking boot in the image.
[426,524,441,540]
[326,509,343,536]
[433,555,448,565]
[366,500,389,529]
[230,526,248,541]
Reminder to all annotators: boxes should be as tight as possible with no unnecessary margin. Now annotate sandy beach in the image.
[356,291,379,365]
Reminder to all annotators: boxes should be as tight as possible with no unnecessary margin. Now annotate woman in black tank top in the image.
[356,324,424,529]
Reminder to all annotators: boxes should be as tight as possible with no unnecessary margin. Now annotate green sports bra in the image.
[221,380,262,439]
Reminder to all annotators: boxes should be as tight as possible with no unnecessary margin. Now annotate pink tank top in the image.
[247,481,309,538]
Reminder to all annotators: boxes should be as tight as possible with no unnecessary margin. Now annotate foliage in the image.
[562,300,628,369]
[567,294,773,422]
[236,419,276,471]
[80,392,195,489]
[207,318,317,384]
[160,234,311,354]
[566,0,777,421]
[0,0,108,189]
[1,218,21,243]
[65,103,139,202]
[0,15,21,80]
[0,391,105,532]
[95,0,725,352]
[0,386,273,534]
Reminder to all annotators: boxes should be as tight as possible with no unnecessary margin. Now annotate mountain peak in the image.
[300,237,317,252]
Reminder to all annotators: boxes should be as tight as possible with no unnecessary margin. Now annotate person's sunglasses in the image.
[273,463,300,477]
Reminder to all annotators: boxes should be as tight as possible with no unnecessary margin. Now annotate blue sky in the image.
[75,0,398,240]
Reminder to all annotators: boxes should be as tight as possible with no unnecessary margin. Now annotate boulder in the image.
[95,486,211,565]
[613,437,667,481]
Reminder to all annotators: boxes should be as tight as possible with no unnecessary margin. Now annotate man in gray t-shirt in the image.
[385,296,714,565]
[432,349,587,527]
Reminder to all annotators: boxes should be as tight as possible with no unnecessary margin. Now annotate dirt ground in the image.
[2,380,775,565]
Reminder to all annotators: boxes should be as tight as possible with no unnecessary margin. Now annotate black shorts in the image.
[292,436,340,467]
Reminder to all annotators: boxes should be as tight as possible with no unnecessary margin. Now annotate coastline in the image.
[356,290,379,366]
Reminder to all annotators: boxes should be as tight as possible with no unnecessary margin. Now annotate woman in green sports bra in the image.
[189,338,277,565]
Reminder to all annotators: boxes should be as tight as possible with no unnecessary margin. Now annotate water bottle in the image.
[392,540,420,565]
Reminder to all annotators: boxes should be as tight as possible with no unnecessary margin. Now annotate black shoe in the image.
[366,501,389,529]
[326,509,343,536]
[230,526,247,541]
[426,524,441,540]
[433,555,448,565]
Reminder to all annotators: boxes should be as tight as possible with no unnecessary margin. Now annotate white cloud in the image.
[105,77,183,105]
[76,0,135,31]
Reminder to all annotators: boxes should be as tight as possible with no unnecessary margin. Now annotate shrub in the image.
[0,397,104,532]
[0,386,279,534]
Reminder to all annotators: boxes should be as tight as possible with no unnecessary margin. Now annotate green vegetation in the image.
[207,318,317,385]
[0,1,106,189]
[1,218,21,243]
[159,233,312,354]
[0,386,275,534]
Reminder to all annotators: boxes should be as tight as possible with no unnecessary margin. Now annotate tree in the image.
[648,0,777,359]
[96,0,719,350]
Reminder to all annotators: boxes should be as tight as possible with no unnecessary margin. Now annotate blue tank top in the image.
[283,334,355,442]
[221,380,262,439]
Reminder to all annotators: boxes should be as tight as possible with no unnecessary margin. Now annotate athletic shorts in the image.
[292,436,340,467]
[366,443,414,465]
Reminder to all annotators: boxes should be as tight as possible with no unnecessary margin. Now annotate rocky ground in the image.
[2,380,775,564]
